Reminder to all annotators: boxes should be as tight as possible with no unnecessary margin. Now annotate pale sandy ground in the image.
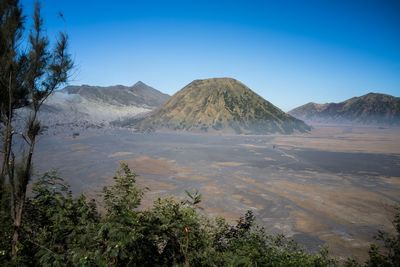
[32,124,400,261]
[273,124,400,154]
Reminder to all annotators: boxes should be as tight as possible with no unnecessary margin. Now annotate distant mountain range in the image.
[62,81,169,108]
[22,81,169,134]
[131,78,311,134]
[21,79,396,135]
[289,93,400,125]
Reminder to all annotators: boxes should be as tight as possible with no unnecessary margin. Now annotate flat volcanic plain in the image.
[33,125,400,260]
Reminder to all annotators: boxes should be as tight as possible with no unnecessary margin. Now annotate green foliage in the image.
[85,163,157,266]
[18,171,99,266]
[1,163,399,266]
[365,207,400,267]
[103,162,144,217]
[184,189,202,206]
[0,187,12,262]
[211,211,338,267]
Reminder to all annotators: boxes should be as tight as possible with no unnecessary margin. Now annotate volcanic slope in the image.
[289,93,400,125]
[18,81,169,135]
[62,81,169,108]
[134,78,310,134]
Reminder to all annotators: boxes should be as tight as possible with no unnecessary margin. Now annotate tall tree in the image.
[0,0,28,193]
[0,0,72,259]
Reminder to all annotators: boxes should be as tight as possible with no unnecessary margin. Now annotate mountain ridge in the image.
[23,81,169,135]
[289,92,400,125]
[62,81,169,108]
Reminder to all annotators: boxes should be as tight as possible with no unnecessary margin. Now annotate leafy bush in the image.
[0,163,399,266]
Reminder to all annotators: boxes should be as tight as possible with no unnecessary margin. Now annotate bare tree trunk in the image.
[0,127,11,191]
[11,110,38,259]
[0,74,14,193]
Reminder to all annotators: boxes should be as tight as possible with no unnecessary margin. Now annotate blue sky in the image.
[21,0,400,111]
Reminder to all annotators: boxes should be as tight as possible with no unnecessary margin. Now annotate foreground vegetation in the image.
[0,163,398,266]
[1,1,399,266]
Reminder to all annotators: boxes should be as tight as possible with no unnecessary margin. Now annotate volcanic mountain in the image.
[21,81,169,135]
[62,81,169,108]
[289,93,400,125]
[133,78,310,134]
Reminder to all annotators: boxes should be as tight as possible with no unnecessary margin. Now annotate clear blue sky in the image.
[21,0,400,111]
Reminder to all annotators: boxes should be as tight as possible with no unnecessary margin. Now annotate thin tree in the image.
[0,0,72,259]
[0,0,28,194]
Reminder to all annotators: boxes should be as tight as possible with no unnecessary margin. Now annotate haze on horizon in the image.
[21,0,400,111]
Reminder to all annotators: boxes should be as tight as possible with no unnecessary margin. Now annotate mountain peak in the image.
[188,77,242,88]
[289,92,400,125]
[61,82,169,108]
[133,81,147,87]
[193,77,239,83]
[134,78,310,134]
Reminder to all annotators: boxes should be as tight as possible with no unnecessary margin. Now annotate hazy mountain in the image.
[131,78,310,134]
[18,81,169,135]
[62,81,169,108]
[289,93,400,125]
